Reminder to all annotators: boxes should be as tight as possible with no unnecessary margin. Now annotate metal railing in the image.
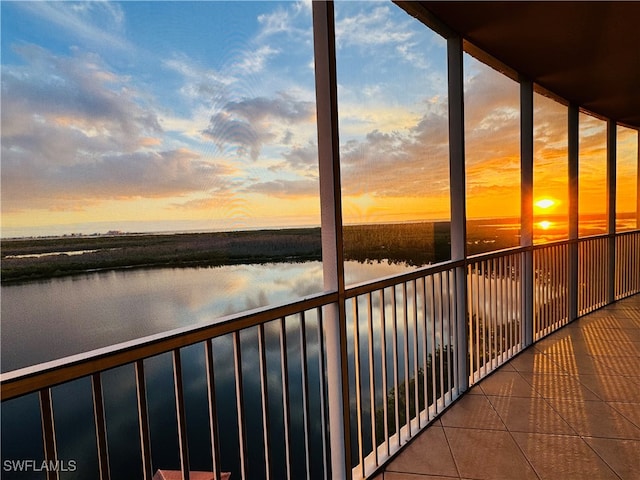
[578,235,611,315]
[345,264,462,478]
[467,250,523,383]
[533,241,570,340]
[616,230,640,299]
[2,231,639,480]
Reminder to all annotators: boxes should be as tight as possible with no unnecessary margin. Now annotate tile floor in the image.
[372,294,640,480]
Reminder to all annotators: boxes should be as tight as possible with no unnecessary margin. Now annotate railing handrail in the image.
[0,290,337,401]
[3,229,638,402]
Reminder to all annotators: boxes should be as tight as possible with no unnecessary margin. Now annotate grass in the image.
[1,220,522,283]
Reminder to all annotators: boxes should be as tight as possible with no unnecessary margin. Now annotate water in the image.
[1,260,410,480]
[1,261,408,372]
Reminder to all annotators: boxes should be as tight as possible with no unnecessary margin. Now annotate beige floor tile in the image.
[478,370,540,398]
[607,402,640,428]
[511,432,619,480]
[542,351,611,375]
[385,426,458,477]
[369,298,640,480]
[581,327,640,343]
[383,473,460,480]
[575,374,640,402]
[578,313,640,329]
[583,437,640,479]
[505,350,566,375]
[594,355,640,376]
[487,395,575,435]
[545,398,640,439]
[438,394,505,431]
[520,372,601,400]
[444,428,538,480]
[465,385,484,395]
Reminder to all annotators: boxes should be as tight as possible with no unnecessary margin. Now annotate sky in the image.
[1,1,637,238]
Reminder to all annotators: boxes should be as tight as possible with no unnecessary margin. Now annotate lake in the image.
[1,260,410,373]
[2,260,414,480]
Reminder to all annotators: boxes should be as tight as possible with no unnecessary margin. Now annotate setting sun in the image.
[535,198,556,210]
[538,220,553,230]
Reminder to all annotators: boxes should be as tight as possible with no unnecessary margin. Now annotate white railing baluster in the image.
[279,318,292,480]
[172,349,190,480]
[378,289,389,458]
[205,341,223,480]
[232,332,247,480]
[91,373,110,480]
[135,360,153,480]
[366,292,378,468]
[316,309,329,480]
[352,297,364,478]
[257,324,272,480]
[299,313,312,480]
[391,286,400,450]
[39,388,59,480]
[402,282,411,436]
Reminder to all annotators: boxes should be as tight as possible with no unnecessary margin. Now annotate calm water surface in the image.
[2,261,407,372]
[1,260,409,480]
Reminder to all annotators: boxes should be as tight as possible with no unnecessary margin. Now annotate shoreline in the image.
[0,220,548,284]
[1,228,324,284]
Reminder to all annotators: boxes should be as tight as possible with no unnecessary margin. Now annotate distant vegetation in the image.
[1,219,525,283]
[1,229,322,283]
[344,222,451,266]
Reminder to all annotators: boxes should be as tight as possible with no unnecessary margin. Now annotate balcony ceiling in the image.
[404,1,640,129]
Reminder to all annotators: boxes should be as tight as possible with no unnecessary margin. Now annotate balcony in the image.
[2,235,639,479]
[2,2,640,480]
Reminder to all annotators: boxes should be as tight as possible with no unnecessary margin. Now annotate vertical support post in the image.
[607,120,617,304]
[312,1,350,477]
[447,35,468,393]
[520,78,534,346]
[568,105,579,320]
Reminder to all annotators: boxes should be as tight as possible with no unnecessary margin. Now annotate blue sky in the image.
[2,1,628,238]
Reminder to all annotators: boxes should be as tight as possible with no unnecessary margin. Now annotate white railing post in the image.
[312,1,351,477]
[447,34,469,393]
[568,104,579,320]
[520,78,534,346]
[607,120,617,304]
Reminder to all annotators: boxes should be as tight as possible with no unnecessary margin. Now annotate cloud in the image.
[202,92,315,160]
[280,143,318,172]
[334,4,435,69]
[335,5,413,49]
[3,44,161,156]
[14,1,130,51]
[244,179,319,198]
[463,59,521,182]
[164,56,233,108]
[337,101,450,199]
[1,45,233,213]
[256,2,311,41]
[234,45,280,75]
[1,147,233,213]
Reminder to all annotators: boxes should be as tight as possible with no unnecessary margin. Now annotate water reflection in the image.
[1,261,407,480]
[1,261,409,372]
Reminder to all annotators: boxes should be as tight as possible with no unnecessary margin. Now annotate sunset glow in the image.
[538,220,552,230]
[1,2,637,238]
[535,198,556,210]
